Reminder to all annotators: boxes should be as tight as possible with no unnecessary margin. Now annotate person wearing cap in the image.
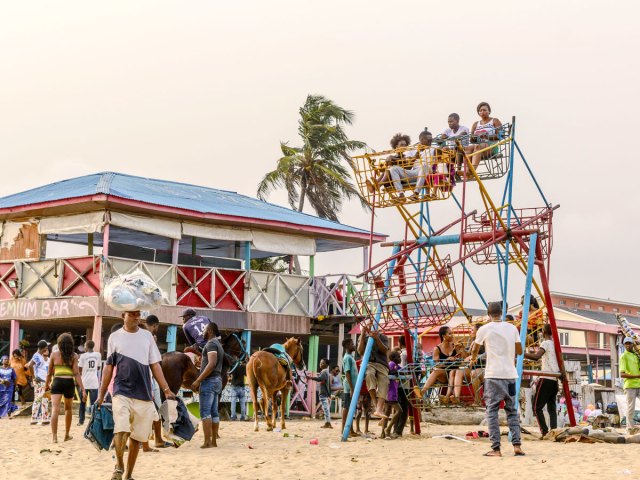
[26,340,51,425]
[0,355,18,417]
[470,301,524,457]
[620,337,640,433]
[180,308,212,353]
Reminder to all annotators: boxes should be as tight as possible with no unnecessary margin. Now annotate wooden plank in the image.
[0,223,41,261]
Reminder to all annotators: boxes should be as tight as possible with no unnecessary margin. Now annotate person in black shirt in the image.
[191,323,224,448]
[309,359,332,428]
[229,361,247,421]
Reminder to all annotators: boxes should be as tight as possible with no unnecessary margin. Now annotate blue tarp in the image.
[0,172,377,237]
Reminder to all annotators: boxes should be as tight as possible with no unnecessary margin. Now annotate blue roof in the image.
[0,172,378,238]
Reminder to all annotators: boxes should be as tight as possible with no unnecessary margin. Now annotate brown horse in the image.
[161,352,199,395]
[247,337,305,432]
[161,330,247,396]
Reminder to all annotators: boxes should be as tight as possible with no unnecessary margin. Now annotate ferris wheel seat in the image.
[352,145,456,208]
[382,289,452,307]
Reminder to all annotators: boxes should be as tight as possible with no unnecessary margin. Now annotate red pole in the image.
[396,260,421,434]
[535,241,576,427]
[403,328,421,435]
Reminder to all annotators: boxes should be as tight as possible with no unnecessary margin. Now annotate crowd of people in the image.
[4,295,639,471]
[365,102,506,202]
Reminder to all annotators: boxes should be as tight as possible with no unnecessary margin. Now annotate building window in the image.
[625,309,631,314]
[560,300,566,305]
[613,308,619,313]
[574,302,580,307]
[584,304,591,309]
[559,332,570,346]
[598,306,604,311]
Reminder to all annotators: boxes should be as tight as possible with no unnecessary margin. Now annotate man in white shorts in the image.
[97,311,175,480]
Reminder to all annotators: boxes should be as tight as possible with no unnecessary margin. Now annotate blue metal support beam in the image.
[166,325,177,352]
[342,245,400,441]
[515,233,538,406]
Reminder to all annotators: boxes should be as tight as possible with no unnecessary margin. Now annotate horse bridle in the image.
[223,331,249,374]
[290,343,307,384]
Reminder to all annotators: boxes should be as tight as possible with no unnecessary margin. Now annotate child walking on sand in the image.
[381,350,403,439]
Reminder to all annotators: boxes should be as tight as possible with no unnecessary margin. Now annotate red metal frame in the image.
[352,255,456,333]
[463,207,554,265]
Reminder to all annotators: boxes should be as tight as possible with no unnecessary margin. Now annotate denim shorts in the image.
[342,391,353,409]
[199,376,223,423]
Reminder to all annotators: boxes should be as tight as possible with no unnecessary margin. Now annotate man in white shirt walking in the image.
[524,324,560,438]
[77,340,102,426]
[97,311,175,480]
[470,301,525,457]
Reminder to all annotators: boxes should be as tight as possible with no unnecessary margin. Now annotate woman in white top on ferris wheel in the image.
[464,102,503,169]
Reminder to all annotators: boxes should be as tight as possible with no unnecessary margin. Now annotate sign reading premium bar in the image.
[0,297,100,320]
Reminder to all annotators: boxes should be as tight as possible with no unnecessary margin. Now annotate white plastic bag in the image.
[103,269,166,312]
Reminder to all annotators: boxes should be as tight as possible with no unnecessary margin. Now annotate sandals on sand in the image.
[483,450,501,457]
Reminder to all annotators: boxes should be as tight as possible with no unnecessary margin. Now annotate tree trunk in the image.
[291,180,306,275]
[297,180,307,213]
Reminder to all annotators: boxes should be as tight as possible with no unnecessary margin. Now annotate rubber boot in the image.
[212,422,219,447]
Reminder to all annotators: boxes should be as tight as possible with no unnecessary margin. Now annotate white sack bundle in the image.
[103,269,166,312]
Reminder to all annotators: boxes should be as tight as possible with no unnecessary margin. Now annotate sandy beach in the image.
[1,417,638,480]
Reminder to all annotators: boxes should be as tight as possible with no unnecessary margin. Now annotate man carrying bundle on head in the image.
[97,310,175,480]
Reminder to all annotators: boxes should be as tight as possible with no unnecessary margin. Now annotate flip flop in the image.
[154,442,172,448]
[514,451,526,456]
[483,450,501,457]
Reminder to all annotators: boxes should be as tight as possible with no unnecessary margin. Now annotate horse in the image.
[161,329,247,394]
[161,351,199,395]
[247,337,305,432]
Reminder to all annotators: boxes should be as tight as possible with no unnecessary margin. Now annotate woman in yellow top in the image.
[45,333,86,443]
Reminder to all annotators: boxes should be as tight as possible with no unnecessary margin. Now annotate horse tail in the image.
[249,356,262,387]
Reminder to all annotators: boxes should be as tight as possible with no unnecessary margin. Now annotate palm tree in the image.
[257,95,367,222]
[250,256,288,273]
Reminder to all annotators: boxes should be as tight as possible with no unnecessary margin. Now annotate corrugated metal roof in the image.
[558,307,640,326]
[0,172,379,237]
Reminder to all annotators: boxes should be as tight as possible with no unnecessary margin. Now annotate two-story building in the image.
[0,172,385,365]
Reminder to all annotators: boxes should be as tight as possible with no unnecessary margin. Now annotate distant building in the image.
[550,292,640,385]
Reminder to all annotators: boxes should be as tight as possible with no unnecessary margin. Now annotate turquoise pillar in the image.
[167,325,177,352]
[308,335,319,372]
[244,241,251,271]
[241,330,252,356]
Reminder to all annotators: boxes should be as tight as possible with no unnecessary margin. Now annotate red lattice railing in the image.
[463,207,553,265]
[351,255,456,333]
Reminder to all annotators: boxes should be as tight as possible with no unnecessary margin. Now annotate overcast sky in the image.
[1,1,638,308]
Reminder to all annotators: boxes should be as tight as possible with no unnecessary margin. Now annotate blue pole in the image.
[514,141,550,207]
[461,262,488,308]
[166,325,177,352]
[241,330,252,356]
[342,245,400,441]
[501,118,516,320]
[515,233,538,408]
[244,241,251,271]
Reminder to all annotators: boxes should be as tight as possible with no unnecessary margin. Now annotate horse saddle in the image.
[264,344,293,370]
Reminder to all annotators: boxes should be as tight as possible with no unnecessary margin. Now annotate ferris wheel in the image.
[341,117,576,441]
